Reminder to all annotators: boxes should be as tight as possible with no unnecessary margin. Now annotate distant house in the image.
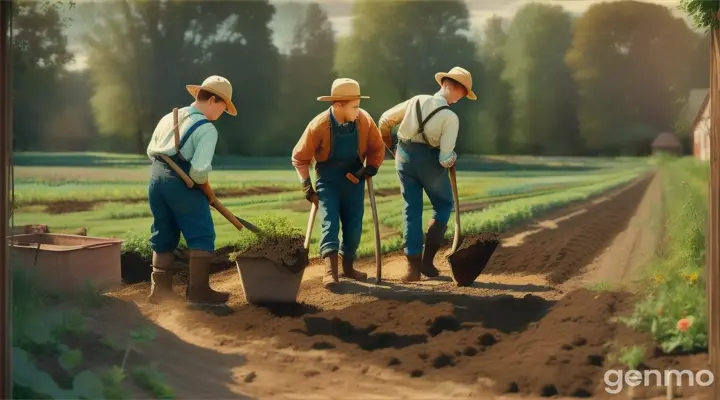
[690,89,711,161]
[651,132,682,155]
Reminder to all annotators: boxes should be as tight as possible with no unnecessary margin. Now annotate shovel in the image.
[158,154,262,235]
[304,200,318,257]
[346,169,382,283]
[446,166,500,287]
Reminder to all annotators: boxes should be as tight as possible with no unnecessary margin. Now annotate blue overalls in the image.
[315,110,365,259]
[148,112,216,254]
[396,102,454,257]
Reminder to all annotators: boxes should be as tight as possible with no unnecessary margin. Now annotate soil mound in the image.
[448,232,500,286]
[234,235,307,273]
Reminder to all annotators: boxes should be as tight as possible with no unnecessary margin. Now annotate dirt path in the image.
[95,172,709,399]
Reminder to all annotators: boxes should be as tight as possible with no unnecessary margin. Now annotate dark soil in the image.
[483,175,653,284]
[45,200,96,214]
[32,186,292,210]
[448,232,500,286]
[374,188,400,197]
[233,236,307,274]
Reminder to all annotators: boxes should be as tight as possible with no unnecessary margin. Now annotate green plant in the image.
[132,364,175,399]
[617,158,708,353]
[679,0,720,30]
[619,345,645,370]
[230,215,304,261]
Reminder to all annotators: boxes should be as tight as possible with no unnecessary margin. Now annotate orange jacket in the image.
[291,108,385,181]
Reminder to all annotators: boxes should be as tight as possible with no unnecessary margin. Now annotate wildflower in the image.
[683,272,699,285]
[658,307,662,316]
[677,318,692,332]
[653,274,665,284]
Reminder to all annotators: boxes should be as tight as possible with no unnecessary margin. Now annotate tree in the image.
[475,16,513,154]
[275,3,336,155]
[566,1,698,155]
[11,0,74,150]
[335,0,481,152]
[82,0,280,155]
[502,3,579,156]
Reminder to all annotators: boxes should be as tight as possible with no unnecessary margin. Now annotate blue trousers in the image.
[148,160,215,253]
[396,142,454,256]
[316,173,365,259]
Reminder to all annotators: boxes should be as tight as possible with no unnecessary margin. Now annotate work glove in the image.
[302,178,318,204]
[363,166,378,177]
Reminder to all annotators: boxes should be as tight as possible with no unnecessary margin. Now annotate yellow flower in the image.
[682,272,699,285]
[653,274,665,284]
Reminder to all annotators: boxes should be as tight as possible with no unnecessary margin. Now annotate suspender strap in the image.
[411,99,451,148]
[172,107,209,161]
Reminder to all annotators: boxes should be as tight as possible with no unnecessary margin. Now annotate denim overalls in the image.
[396,99,454,256]
[148,109,216,254]
[315,109,366,259]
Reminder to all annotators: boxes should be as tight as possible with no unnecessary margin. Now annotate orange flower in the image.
[677,318,692,332]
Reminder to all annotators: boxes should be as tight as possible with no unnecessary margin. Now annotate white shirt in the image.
[378,91,459,167]
[146,106,218,183]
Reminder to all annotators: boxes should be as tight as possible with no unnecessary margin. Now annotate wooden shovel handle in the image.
[367,177,382,283]
[157,154,245,232]
[449,166,461,253]
[304,201,318,252]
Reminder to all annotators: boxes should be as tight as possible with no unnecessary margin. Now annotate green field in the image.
[12,152,651,258]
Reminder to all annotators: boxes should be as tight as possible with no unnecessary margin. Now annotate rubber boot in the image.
[148,252,176,304]
[340,255,367,281]
[401,255,423,282]
[186,250,230,305]
[322,252,340,289]
[421,219,446,278]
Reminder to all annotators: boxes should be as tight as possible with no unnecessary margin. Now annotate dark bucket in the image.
[447,232,500,287]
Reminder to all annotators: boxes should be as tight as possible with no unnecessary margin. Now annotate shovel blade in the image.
[236,216,262,234]
[447,232,500,287]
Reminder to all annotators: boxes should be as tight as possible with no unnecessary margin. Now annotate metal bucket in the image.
[8,233,123,293]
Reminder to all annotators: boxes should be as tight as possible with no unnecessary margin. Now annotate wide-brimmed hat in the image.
[186,75,237,116]
[435,67,476,100]
[317,78,369,102]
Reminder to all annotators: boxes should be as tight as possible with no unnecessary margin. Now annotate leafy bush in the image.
[616,158,708,353]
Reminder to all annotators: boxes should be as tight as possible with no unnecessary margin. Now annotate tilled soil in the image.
[101,172,711,399]
[33,186,292,212]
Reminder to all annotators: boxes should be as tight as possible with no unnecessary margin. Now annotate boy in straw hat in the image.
[145,75,237,305]
[377,66,476,282]
[291,78,386,289]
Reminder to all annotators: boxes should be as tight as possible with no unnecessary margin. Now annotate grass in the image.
[12,152,651,258]
[616,157,708,354]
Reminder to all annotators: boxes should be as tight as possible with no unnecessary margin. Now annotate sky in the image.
[63,0,689,71]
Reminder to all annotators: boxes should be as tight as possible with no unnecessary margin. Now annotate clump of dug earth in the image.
[230,215,308,273]
[448,232,500,286]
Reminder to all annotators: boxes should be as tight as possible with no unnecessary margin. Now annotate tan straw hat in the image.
[435,66,476,100]
[186,75,237,116]
[317,78,369,102]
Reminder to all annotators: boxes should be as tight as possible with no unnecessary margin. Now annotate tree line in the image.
[11,0,709,157]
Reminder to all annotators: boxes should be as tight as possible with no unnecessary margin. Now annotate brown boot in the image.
[401,255,423,282]
[148,252,176,304]
[186,250,230,305]
[322,252,340,289]
[421,220,446,278]
[340,254,367,281]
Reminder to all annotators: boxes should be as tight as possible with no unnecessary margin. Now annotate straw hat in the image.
[186,75,237,116]
[317,78,369,102]
[435,67,476,100]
